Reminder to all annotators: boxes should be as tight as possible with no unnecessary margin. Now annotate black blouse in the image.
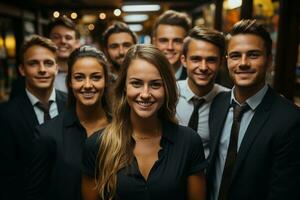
[82,121,207,200]
[27,107,103,200]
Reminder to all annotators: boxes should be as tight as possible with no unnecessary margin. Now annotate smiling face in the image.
[107,32,135,68]
[19,45,58,94]
[181,39,222,96]
[70,57,106,108]
[227,34,271,96]
[50,25,79,59]
[125,58,165,121]
[153,24,186,70]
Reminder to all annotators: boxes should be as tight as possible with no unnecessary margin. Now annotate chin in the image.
[133,110,157,120]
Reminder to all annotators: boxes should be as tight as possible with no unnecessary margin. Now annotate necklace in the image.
[133,126,162,140]
[133,133,161,140]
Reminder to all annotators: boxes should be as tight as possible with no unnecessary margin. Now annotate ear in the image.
[18,64,26,77]
[180,54,187,68]
[75,39,81,48]
[266,54,273,69]
[152,37,156,45]
[54,63,58,75]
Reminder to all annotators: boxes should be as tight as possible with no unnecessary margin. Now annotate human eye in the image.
[65,35,73,41]
[247,51,261,59]
[109,44,119,49]
[91,74,102,81]
[190,56,201,63]
[50,34,60,40]
[150,81,163,89]
[74,74,84,81]
[26,60,38,67]
[44,60,55,67]
[129,80,142,88]
[173,38,183,44]
[206,57,218,64]
[158,38,168,44]
[123,42,133,48]
[228,52,241,60]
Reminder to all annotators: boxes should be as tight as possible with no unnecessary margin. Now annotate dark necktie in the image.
[188,98,205,132]
[218,101,250,200]
[36,101,53,123]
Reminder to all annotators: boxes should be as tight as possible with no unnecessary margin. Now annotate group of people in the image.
[0,9,300,200]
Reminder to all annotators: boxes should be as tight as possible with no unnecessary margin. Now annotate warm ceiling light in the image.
[70,12,78,19]
[124,14,149,22]
[128,24,143,32]
[88,24,95,31]
[223,0,242,9]
[122,4,161,12]
[114,9,121,16]
[53,11,60,18]
[82,15,97,23]
[99,13,106,20]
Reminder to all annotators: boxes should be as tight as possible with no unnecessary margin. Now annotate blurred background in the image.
[0,0,299,105]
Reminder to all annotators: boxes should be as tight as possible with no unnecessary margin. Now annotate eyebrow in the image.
[128,77,163,82]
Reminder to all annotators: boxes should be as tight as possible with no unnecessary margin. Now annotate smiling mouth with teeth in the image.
[82,92,95,98]
[137,101,153,107]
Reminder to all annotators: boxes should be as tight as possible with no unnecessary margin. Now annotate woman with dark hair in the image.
[81,44,207,200]
[27,45,111,200]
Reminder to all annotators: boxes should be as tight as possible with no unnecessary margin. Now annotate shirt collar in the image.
[231,84,268,110]
[182,79,218,103]
[26,88,56,106]
[175,65,184,80]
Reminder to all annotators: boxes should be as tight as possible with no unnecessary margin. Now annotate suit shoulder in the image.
[211,91,230,106]
[56,90,67,100]
[271,92,300,116]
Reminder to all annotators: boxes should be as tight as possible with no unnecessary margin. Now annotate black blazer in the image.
[207,87,300,200]
[178,66,187,81]
[27,107,93,200]
[0,90,66,200]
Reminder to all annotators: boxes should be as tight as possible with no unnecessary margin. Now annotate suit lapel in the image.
[18,93,39,129]
[231,87,274,182]
[55,90,66,113]
[209,92,231,163]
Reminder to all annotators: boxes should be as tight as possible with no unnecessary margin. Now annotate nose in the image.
[199,60,208,71]
[38,63,46,73]
[84,78,93,88]
[119,46,125,55]
[140,85,151,99]
[167,40,174,50]
[59,36,66,44]
[241,54,249,66]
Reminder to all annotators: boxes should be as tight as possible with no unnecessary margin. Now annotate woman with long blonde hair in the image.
[82,44,206,200]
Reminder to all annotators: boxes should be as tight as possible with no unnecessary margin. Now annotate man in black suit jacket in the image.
[0,35,66,200]
[207,19,300,200]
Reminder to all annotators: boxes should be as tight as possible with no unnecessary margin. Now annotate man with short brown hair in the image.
[152,10,191,80]
[0,35,66,200]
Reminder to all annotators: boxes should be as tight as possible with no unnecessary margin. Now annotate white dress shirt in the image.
[26,88,59,124]
[176,79,229,158]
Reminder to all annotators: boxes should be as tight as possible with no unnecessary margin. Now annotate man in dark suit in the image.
[207,19,300,200]
[0,35,66,200]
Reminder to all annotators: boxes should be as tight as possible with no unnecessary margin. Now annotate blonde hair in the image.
[96,44,178,199]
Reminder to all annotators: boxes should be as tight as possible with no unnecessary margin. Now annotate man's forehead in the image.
[156,24,186,35]
[50,25,76,36]
[108,32,134,43]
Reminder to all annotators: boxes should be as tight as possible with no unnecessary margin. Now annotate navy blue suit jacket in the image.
[207,87,300,200]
